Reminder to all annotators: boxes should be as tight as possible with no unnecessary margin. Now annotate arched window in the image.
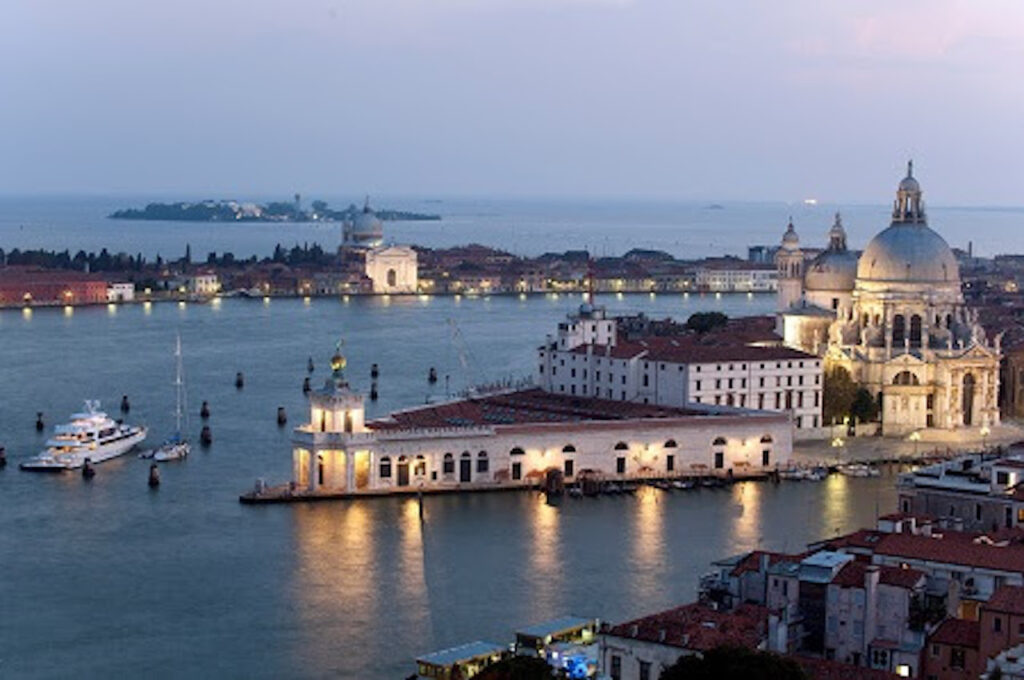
[664,439,678,448]
[379,456,392,478]
[893,314,906,346]
[893,371,920,386]
[862,313,869,327]
[712,436,727,446]
[562,444,576,453]
[614,441,629,451]
[477,451,489,474]
[461,451,471,458]
[443,452,454,475]
[910,315,922,347]
[510,447,525,456]
[387,269,397,287]
[946,313,954,329]
[414,455,426,476]
[760,435,773,443]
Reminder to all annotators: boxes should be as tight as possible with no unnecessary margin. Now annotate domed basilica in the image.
[777,163,1001,435]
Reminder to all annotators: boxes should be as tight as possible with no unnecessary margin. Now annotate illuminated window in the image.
[379,457,391,478]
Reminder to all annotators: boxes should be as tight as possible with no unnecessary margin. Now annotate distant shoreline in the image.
[109,199,441,223]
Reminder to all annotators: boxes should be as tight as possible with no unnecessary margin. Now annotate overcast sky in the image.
[4,0,1023,203]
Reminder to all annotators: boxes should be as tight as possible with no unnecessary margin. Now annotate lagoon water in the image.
[0,195,1022,261]
[0,293,903,679]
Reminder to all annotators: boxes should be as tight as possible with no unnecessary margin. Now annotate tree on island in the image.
[851,387,879,423]
[659,646,807,680]
[822,366,856,425]
[686,311,728,334]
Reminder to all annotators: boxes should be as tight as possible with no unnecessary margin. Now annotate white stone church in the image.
[776,163,1001,435]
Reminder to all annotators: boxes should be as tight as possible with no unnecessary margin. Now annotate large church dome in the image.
[855,162,960,285]
[857,224,959,283]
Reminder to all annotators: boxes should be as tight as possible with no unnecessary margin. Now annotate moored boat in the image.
[20,401,146,471]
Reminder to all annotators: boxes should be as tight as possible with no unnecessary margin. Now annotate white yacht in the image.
[20,401,147,471]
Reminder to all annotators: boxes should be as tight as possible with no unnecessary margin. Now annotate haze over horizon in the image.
[5,1,1024,205]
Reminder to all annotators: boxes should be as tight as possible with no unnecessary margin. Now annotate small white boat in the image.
[152,334,191,463]
[837,463,879,478]
[20,401,147,471]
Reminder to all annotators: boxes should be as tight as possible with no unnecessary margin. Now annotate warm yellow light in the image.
[908,431,921,442]
[144,287,152,295]
[63,305,73,316]
[303,296,311,304]
[263,296,271,304]
[22,307,32,318]
[981,426,991,437]
[178,300,186,308]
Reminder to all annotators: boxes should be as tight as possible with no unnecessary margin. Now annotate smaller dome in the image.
[781,219,799,250]
[805,250,858,291]
[352,206,383,238]
[898,160,920,193]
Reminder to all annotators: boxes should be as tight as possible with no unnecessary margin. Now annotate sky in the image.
[3,0,1024,203]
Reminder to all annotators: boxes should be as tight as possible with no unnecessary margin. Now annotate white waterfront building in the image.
[536,305,824,433]
[365,245,418,294]
[695,264,778,292]
[106,282,135,303]
[276,345,794,499]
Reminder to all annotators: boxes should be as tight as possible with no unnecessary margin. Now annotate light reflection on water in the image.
[0,296,901,679]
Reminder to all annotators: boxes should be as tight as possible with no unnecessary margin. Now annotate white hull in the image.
[153,441,190,462]
[21,427,147,471]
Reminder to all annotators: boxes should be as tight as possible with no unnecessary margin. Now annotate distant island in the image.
[109,198,441,223]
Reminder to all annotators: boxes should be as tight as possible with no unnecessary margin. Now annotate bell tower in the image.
[776,218,804,313]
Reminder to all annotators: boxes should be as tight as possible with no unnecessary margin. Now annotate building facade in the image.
[777,163,1001,435]
[365,245,418,294]
[274,347,794,499]
[537,305,824,431]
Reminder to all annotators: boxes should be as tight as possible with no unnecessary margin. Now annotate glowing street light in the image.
[908,431,921,458]
[831,436,845,464]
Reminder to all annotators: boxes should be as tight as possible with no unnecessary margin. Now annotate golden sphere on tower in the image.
[330,352,346,373]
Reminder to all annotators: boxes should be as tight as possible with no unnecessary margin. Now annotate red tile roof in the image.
[729,551,805,577]
[928,618,980,648]
[984,585,1024,616]
[570,335,816,365]
[873,531,1024,574]
[831,561,925,590]
[604,603,768,652]
[369,388,716,431]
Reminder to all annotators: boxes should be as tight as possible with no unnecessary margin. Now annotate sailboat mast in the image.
[174,334,183,435]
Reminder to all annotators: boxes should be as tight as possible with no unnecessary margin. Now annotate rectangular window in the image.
[997,471,1010,485]
[995,616,1003,633]
[759,377,765,387]
[696,380,702,390]
[716,379,721,389]
[728,378,734,388]
[643,375,649,387]
[443,458,455,474]
[571,368,576,378]
[611,655,622,680]
[512,462,522,480]
[667,454,675,472]
[950,648,965,670]
[639,661,651,680]
[714,452,724,469]
[380,460,392,478]
[564,459,574,477]
[477,457,489,473]
[616,457,626,474]
[596,371,601,381]
[762,450,770,466]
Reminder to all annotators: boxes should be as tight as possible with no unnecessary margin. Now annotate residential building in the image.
[538,304,823,435]
[921,618,981,680]
[897,452,1024,531]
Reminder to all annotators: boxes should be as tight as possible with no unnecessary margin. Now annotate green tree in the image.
[851,387,879,423]
[686,311,728,334]
[822,366,857,425]
[660,646,807,680]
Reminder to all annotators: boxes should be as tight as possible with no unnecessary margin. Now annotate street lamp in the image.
[908,431,921,459]
[831,436,845,465]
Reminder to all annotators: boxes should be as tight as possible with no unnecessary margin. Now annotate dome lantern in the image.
[893,160,925,224]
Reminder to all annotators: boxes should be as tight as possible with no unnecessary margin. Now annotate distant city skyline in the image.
[4,1,1024,204]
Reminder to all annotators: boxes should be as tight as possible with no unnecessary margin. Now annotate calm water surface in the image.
[0,294,898,679]
[1,195,1021,260]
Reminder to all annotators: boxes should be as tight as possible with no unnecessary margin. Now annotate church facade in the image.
[776,163,1001,436]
